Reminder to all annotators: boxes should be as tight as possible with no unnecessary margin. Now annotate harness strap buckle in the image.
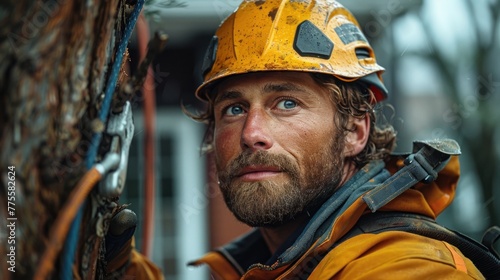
[363,139,460,212]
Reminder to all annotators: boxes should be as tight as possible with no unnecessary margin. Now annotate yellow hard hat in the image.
[196,0,388,102]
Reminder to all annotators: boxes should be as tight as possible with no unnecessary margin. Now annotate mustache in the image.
[220,150,299,180]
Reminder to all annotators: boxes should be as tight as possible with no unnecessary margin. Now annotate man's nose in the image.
[240,108,274,151]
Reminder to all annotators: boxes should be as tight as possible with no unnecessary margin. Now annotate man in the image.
[188,0,484,279]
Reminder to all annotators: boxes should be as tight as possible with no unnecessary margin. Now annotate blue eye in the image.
[225,105,244,116]
[277,99,297,110]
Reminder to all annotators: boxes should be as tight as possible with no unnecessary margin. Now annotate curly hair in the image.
[187,73,397,168]
[311,73,397,167]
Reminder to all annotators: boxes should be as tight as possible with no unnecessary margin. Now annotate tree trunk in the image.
[0,0,133,278]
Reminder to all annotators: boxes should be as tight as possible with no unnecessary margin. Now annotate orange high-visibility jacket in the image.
[189,154,484,279]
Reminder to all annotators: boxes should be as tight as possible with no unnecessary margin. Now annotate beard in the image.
[217,134,345,227]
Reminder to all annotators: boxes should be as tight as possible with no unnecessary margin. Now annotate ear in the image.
[343,114,370,157]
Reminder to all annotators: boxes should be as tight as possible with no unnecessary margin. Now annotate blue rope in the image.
[60,1,145,278]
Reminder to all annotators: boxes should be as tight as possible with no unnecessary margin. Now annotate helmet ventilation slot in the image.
[355,48,371,59]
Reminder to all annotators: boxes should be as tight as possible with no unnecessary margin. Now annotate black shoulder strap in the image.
[339,212,500,279]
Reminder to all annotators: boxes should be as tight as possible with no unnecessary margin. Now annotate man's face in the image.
[213,72,346,227]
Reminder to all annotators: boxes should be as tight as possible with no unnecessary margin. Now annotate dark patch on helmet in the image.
[255,0,265,6]
[201,36,218,77]
[286,15,298,25]
[334,23,367,45]
[293,20,334,59]
[268,7,278,21]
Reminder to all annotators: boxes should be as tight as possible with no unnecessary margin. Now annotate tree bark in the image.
[0,0,132,278]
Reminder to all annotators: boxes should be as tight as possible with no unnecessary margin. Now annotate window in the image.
[122,109,208,279]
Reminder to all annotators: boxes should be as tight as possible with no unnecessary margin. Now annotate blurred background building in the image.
[122,0,500,279]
